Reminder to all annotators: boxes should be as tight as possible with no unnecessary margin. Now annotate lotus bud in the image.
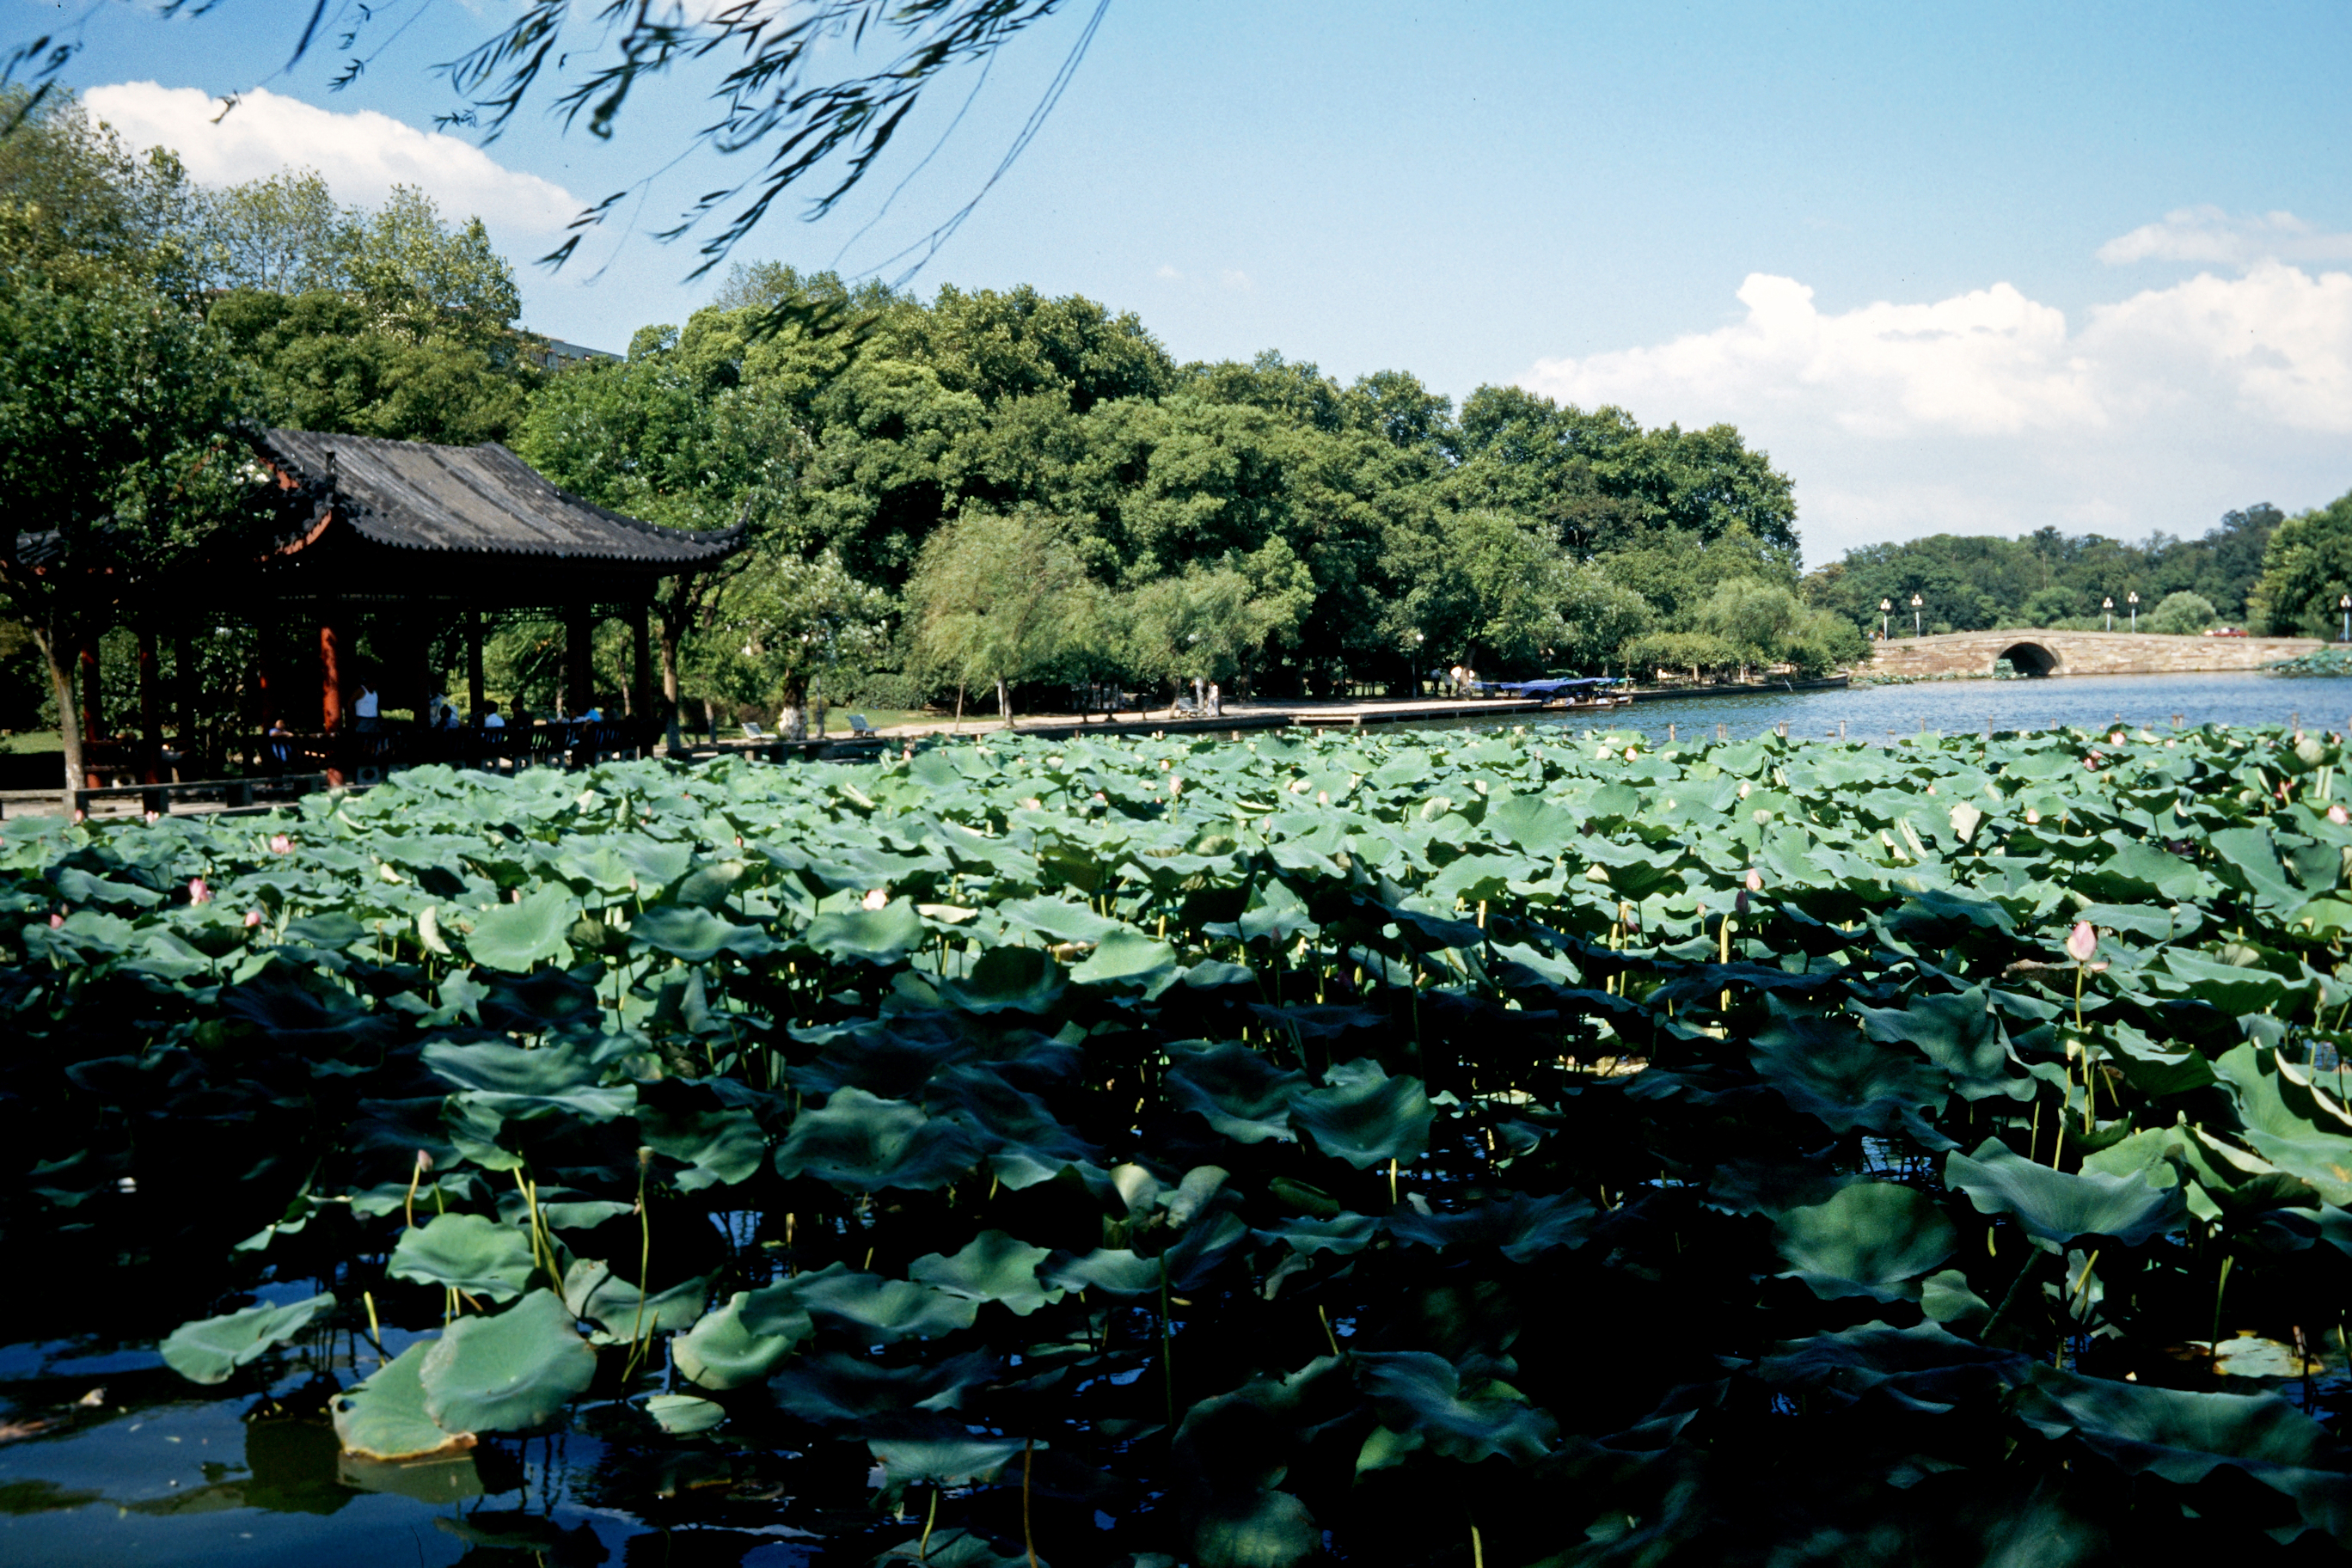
[1170,777,1184,797]
[414,1149,434,1175]
[2024,809,2041,824]
[1734,890,1750,915]
[187,877,211,905]
[862,887,889,910]
[2333,804,2350,826]
[144,810,159,824]
[243,909,263,928]
[48,913,64,928]
[638,1145,655,1170]
[2066,922,2098,964]
[269,835,293,854]
[1745,868,1762,893]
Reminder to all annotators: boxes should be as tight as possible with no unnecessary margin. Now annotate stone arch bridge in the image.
[1869,628,2324,678]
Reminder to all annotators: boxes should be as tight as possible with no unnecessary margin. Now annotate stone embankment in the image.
[1870,628,2324,678]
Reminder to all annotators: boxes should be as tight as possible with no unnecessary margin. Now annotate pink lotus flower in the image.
[269,835,292,854]
[1745,868,1763,892]
[243,909,263,928]
[861,888,889,910]
[2066,922,2098,964]
[187,878,211,905]
[2331,804,2349,826]
[48,913,64,929]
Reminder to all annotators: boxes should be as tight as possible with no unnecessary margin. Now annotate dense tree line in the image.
[5,87,2350,769]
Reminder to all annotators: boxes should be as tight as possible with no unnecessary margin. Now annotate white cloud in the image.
[1218,268,1252,292]
[1522,260,2352,561]
[2099,205,2352,268]
[1155,263,1183,280]
[83,81,585,233]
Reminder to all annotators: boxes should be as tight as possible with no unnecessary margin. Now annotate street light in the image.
[2128,590,2140,632]
[1909,592,1923,638]
[1879,598,1891,640]
[2103,596,2114,633]
[2340,595,2349,643]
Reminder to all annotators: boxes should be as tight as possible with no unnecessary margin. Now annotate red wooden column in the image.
[321,617,349,732]
[321,615,351,787]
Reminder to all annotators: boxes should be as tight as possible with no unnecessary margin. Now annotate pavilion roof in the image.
[254,429,747,569]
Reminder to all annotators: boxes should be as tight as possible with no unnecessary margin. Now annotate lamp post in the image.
[2340,595,2349,643]
[1910,593,1923,638]
[2103,596,2114,633]
[2128,590,2140,632]
[1879,598,1891,640]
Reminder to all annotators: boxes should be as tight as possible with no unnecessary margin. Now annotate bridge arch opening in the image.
[1997,641,2059,677]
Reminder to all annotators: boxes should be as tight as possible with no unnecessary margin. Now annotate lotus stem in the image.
[921,1485,938,1561]
[362,1289,385,1366]
[1160,1253,1175,1429]
[625,1146,653,1380]
[2209,1253,2235,1365]
[1022,1436,1038,1568]
[1471,1520,1485,1568]
[403,1149,431,1231]
[1320,1303,1339,1357]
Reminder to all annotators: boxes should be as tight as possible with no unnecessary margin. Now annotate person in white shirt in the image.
[481,701,505,730]
[353,683,380,731]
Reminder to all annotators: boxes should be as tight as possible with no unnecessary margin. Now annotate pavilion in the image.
[242,428,748,744]
[66,429,749,787]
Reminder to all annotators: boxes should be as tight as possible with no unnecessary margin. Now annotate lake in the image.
[1534,670,2352,744]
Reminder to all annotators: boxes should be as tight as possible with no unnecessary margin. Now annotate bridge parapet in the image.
[1868,628,2324,677]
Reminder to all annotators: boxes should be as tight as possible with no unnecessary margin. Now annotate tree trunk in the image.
[778,675,808,742]
[996,677,1013,731]
[952,684,965,734]
[33,624,83,819]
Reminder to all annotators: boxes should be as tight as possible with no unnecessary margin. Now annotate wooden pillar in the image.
[321,616,349,733]
[632,603,652,721]
[465,608,485,719]
[565,601,593,718]
[137,627,161,785]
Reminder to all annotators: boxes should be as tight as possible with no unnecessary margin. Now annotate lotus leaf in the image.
[464,886,578,971]
[1387,1191,1596,1264]
[1945,1138,2185,1244]
[1773,1183,1957,1301]
[792,1263,980,1342]
[910,1229,1062,1315]
[1166,1041,1308,1144]
[1352,1351,1558,1467]
[1066,928,1179,996]
[2211,1044,2352,1204]
[674,1279,816,1389]
[772,1087,982,1191]
[418,1289,597,1434]
[644,1393,726,1435]
[388,1213,538,1302]
[804,899,925,964]
[627,903,775,961]
[560,1259,709,1340]
[1289,1058,1432,1168]
[769,1348,999,1423]
[332,1342,476,1461]
[868,1436,1026,1490]
[635,1078,767,1189]
[161,1291,335,1385]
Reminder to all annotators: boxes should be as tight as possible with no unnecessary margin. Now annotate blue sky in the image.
[39,0,2352,567]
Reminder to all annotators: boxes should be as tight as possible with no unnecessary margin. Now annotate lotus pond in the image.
[9,720,2352,1565]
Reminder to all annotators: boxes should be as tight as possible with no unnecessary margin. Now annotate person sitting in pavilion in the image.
[481,701,505,730]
